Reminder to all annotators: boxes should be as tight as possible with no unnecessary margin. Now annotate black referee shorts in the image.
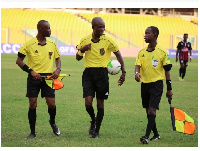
[26,73,55,98]
[82,68,109,100]
[141,80,163,110]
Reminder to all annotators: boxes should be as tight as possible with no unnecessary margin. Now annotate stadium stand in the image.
[191,18,198,24]
[1,8,198,49]
[1,9,92,45]
[79,13,197,49]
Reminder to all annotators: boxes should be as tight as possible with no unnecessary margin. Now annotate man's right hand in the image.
[81,43,91,53]
[135,73,141,82]
[31,71,42,80]
[175,58,178,62]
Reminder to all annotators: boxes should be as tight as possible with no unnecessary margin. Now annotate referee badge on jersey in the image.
[152,59,158,67]
[49,51,53,59]
[99,48,105,55]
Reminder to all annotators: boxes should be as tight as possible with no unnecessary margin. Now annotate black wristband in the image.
[80,49,85,53]
[166,80,172,90]
[18,52,26,58]
[22,64,33,74]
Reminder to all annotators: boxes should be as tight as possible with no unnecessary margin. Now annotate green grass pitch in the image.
[1,54,198,147]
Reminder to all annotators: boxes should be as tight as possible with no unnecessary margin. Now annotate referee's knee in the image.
[29,98,37,109]
[148,107,156,115]
[85,104,93,108]
[85,96,93,107]
[29,102,37,109]
[47,104,56,109]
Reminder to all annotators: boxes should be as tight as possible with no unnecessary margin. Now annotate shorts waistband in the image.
[142,80,163,84]
[85,67,107,69]
[29,73,52,76]
[42,73,52,75]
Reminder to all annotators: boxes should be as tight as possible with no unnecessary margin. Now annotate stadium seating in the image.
[79,13,197,49]
[1,9,92,45]
[1,8,198,49]
[191,18,198,24]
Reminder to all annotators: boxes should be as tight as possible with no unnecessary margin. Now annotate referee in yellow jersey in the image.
[135,26,173,144]
[76,17,126,138]
[16,20,61,139]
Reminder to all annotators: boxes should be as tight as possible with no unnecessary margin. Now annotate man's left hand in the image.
[166,90,173,100]
[118,73,125,86]
[51,69,60,79]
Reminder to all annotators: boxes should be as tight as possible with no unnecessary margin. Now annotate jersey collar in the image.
[35,37,47,46]
[146,45,157,52]
[91,34,105,43]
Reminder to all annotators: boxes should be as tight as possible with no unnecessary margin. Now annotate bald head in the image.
[91,17,105,37]
[92,17,105,27]
[37,20,48,30]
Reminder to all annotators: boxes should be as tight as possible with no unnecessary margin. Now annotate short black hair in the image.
[148,26,159,38]
[184,33,188,36]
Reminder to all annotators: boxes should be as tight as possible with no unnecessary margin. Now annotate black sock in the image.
[179,68,182,77]
[28,108,36,134]
[145,114,156,138]
[95,108,104,134]
[147,115,158,136]
[152,123,159,136]
[86,106,96,123]
[48,106,56,124]
[182,68,186,79]
[152,119,158,136]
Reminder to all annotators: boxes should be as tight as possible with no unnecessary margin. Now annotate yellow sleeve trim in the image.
[78,51,84,56]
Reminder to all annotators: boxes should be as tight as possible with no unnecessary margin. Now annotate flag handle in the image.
[41,74,70,78]
[168,97,176,131]
[168,97,172,106]
[41,75,51,78]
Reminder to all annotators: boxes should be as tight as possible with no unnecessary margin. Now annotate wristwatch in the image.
[57,68,61,71]
[135,72,139,76]
[122,71,126,73]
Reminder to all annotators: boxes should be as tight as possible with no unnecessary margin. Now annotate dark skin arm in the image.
[134,65,173,98]
[76,45,126,86]
[16,56,61,80]
[51,57,61,79]
[76,52,83,61]
[135,65,142,82]
[76,44,91,61]
[175,48,180,62]
[16,56,42,80]
[113,51,126,86]
[165,70,173,99]
[189,49,192,62]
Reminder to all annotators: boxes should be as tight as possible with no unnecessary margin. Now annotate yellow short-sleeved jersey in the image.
[76,34,119,67]
[18,37,60,73]
[135,45,171,83]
